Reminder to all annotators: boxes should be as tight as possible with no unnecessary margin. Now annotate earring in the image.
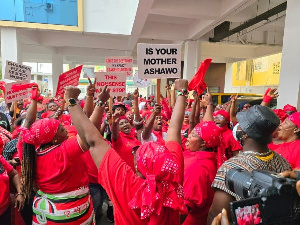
[53,140,58,144]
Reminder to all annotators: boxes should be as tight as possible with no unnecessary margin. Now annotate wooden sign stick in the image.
[156,79,161,104]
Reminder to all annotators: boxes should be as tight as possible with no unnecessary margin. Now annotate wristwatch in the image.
[67,98,77,107]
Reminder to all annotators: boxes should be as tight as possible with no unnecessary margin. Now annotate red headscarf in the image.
[128,142,187,220]
[193,121,221,148]
[213,110,230,122]
[288,112,300,128]
[21,118,60,149]
[283,104,297,113]
[273,109,288,123]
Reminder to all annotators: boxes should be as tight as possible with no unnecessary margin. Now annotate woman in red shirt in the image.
[275,112,300,169]
[21,86,110,224]
[67,79,189,224]
[0,155,24,225]
[213,110,242,167]
[111,114,141,171]
[182,91,222,225]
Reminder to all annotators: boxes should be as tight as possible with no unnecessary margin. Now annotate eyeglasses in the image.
[214,115,224,120]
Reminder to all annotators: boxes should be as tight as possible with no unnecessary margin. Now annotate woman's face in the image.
[184,113,189,124]
[214,114,227,127]
[48,102,59,112]
[186,130,203,152]
[242,104,251,111]
[153,116,163,131]
[115,106,126,116]
[119,119,131,134]
[278,119,297,141]
[53,124,68,144]
[17,100,24,109]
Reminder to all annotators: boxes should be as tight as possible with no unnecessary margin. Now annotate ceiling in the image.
[0,0,287,66]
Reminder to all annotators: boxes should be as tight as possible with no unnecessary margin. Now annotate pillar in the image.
[1,28,22,76]
[50,48,63,96]
[183,40,197,81]
[277,0,300,110]
[224,63,233,93]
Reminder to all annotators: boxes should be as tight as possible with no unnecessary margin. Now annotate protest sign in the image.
[105,56,133,76]
[95,72,126,97]
[55,65,83,97]
[137,44,181,79]
[4,61,32,81]
[5,81,30,103]
[133,71,151,88]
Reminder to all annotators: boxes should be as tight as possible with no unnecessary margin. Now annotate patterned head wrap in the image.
[128,142,187,219]
[21,118,60,149]
[193,121,221,148]
[288,112,300,128]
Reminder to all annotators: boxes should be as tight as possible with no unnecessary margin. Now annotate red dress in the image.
[274,140,300,169]
[98,141,183,225]
[183,151,217,225]
[0,155,13,215]
[112,131,141,171]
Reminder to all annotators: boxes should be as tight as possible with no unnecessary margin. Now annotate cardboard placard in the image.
[133,71,151,88]
[55,65,83,97]
[105,56,133,76]
[4,61,32,81]
[5,81,30,103]
[95,72,126,97]
[137,44,181,79]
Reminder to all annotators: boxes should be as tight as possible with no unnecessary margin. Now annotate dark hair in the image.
[21,143,36,201]
[112,105,127,113]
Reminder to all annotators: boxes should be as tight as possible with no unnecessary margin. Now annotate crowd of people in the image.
[0,78,299,225]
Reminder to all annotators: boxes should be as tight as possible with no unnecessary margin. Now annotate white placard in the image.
[4,60,32,81]
[5,81,30,103]
[95,72,127,97]
[105,56,133,76]
[133,71,151,88]
[137,43,181,79]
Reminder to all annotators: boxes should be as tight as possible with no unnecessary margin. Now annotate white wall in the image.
[84,0,139,35]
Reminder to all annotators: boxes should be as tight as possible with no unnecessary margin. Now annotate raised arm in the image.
[261,88,278,107]
[203,88,214,122]
[142,104,161,140]
[133,88,142,122]
[166,79,188,143]
[170,84,176,109]
[23,87,39,128]
[64,86,110,168]
[166,84,172,108]
[83,77,96,117]
[89,86,110,131]
[111,112,121,142]
[189,92,199,131]
[230,95,238,125]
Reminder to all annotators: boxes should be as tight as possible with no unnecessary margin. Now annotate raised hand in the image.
[64,86,81,101]
[203,87,212,104]
[230,94,238,103]
[174,79,188,91]
[112,112,121,124]
[133,88,139,99]
[97,85,110,103]
[266,88,279,99]
[153,103,162,115]
[87,77,96,97]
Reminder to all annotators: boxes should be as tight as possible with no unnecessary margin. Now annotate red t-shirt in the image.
[35,137,89,193]
[274,140,300,169]
[98,141,183,225]
[83,151,99,184]
[183,151,217,225]
[112,132,141,171]
[0,155,13,215]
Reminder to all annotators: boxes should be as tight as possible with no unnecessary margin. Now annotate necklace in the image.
[242,149,272,156]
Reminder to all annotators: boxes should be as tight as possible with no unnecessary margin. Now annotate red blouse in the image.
[0,155,13,215]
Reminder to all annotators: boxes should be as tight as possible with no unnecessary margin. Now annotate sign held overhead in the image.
[105,56,133,76]
[5,81,30,103]
[95,72,126,97]
[4,61,32,82]
[137,44,181,79]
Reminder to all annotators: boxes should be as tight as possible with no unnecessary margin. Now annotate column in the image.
[224,63,233,93]
[277,1,300,110]
[183,40,200,81]
[1,28,22,76]
[50,48,63,95]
